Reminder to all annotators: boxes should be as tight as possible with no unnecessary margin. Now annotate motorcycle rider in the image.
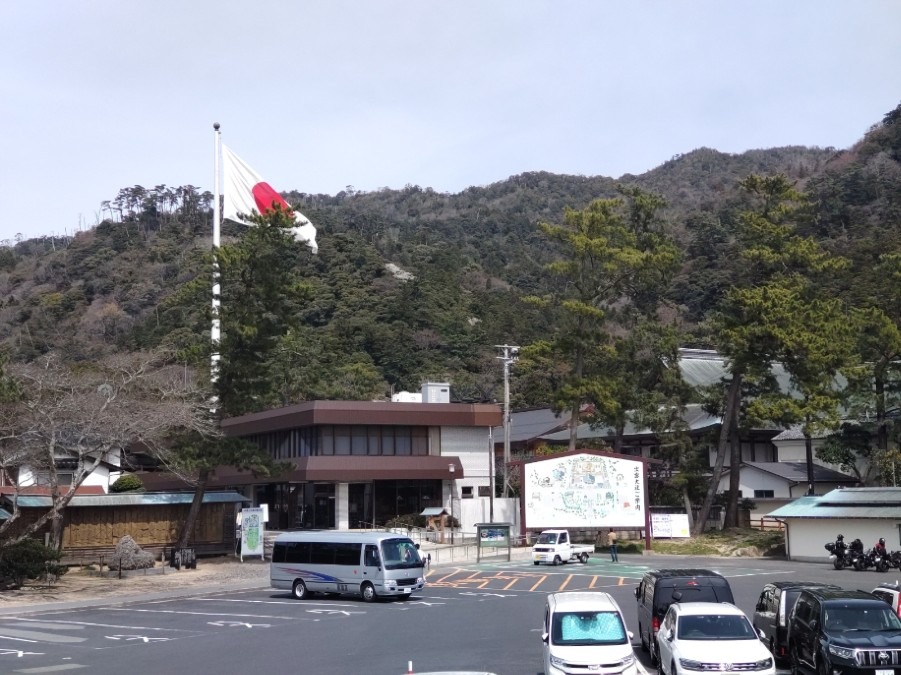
[876,537,888,556]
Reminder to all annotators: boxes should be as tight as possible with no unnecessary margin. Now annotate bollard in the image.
[407,660,413,674]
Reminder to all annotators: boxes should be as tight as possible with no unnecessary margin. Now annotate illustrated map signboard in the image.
[524,453,645,529]
[240,506,265,562]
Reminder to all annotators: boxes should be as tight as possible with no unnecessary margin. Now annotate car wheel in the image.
[640,624,648,652]
[817,654,830,675]
[578,553,589,564]
[553,555,561,566]
[533,561,540,566]
[292,579,307,600]
[650,638,659,666]
[361,581,377,603]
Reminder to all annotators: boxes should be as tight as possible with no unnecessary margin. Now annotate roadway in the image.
[0,553,885,675]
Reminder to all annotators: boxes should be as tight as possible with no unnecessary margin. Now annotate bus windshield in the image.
[380,538,423,570]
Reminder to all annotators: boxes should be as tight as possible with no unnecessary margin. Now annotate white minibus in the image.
[270,531,426,602]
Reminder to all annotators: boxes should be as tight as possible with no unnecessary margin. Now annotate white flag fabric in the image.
[221,144,318,253]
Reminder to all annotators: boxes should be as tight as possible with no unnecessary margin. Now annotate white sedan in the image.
[656,602,776,675]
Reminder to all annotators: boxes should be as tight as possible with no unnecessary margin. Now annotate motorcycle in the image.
[888,550,901,569]
[854,547,889,572]
[825,540,852,570]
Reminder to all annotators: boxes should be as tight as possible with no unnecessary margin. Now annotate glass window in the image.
[382,427,395,455]
[367,427,381,455]
[395,429,411,456]
[334,426,351,455]
[677,614,756,640]
[319,427,334,456]
[286,542,311,564]
[462,486,474,499]
[411,427,428,455]
[310,542,336,565]
[364,544,380,567]
[754,489,775,499]
[351,427,368,456]
[335,543,362,566]
[552,611,627,646]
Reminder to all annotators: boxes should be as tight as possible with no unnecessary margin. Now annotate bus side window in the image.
[364,544,380,567]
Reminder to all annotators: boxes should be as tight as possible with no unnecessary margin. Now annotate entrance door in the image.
[313,484,335,529]
[348,483,372,529]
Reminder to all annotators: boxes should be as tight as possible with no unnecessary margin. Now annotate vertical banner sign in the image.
[240,507,265,562]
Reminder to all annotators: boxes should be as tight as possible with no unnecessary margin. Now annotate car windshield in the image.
[536,533,558,545]
[824,606,901,632]
[379,538,423,570]
[552,611,628,646]
[677,614,756,640]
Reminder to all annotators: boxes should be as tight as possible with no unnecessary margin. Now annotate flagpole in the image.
[211,122,222,390]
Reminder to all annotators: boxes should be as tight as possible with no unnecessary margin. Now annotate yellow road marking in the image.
[558,574,573,591]
[529,575,548,592]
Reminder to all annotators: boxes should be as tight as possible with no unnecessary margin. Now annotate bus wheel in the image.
[361,582,377,603]
[292,580,308,600]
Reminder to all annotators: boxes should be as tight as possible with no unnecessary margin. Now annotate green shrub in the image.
[0,539,67,589]
[110,474,144,493]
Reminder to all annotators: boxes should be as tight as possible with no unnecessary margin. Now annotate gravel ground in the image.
[0,557,271,608]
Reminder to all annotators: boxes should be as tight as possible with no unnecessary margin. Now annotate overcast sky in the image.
[1,1,899,243]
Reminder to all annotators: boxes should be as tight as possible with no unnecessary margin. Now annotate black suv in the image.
[789,588,901,675]
[635,568,734,666]
[753,581,842,665]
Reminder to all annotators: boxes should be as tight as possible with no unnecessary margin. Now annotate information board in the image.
[240,506,266,561]
[651,513,691,538]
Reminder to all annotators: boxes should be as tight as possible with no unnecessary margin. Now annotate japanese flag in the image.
[222,144,318,253]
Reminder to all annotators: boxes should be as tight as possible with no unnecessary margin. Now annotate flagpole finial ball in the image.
[213,122,220,131]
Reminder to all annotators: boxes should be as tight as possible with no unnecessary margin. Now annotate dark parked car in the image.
[635,568,734,666]
[752,581,841,665]
[789,588,901,675]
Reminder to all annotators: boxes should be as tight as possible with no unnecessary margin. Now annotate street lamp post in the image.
[496,344,519,498]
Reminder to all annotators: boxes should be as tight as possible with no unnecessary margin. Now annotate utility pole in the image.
[496,344,520,498]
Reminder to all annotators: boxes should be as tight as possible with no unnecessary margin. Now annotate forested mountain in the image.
[0,104,898,410]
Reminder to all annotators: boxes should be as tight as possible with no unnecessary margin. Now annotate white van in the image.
[270,531,425,602]
[542,591,638,675]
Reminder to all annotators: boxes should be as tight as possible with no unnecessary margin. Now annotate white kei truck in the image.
[531,529,594,566]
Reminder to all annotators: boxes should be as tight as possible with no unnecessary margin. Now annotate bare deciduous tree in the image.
[0,351,216,548]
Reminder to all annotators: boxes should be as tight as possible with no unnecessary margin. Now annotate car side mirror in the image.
[541,632,549,644]
[628,631,634,641]
[758,628,766,641]
[810,620,818,631]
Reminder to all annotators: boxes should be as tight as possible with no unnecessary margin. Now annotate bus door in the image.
[363,544,381,587]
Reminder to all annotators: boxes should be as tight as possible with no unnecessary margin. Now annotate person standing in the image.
[607,530,618,562]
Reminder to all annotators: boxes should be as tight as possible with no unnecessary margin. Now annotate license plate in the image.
[876,670,893,675]
[403,588,411,594]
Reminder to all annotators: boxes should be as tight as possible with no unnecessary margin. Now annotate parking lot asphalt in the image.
[1,551,891,674]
